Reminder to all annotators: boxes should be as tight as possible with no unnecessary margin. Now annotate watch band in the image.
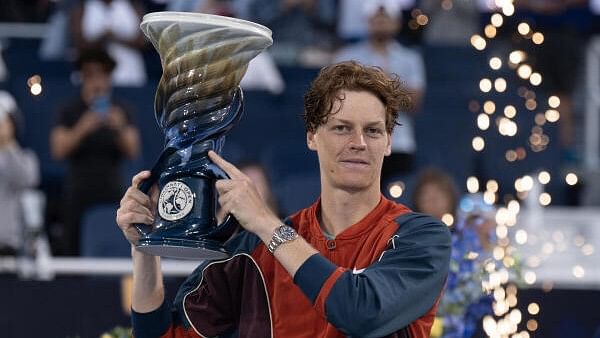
[267,225,298,254]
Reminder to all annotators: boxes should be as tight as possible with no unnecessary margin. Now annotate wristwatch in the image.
[267,225,298,254]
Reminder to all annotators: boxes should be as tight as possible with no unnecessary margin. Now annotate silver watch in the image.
[267,225,298,254]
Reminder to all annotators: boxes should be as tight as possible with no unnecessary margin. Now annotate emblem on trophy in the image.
[134,12,272,259]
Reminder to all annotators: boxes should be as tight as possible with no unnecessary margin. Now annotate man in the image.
[51,48,140,255]
[334,2,426,182]
[117,61,450,337]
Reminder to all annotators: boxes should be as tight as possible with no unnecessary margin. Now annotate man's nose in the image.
[349,131,367,150]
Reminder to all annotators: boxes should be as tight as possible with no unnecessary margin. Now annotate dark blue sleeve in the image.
[325,213,451,337]
[131,300,171,338]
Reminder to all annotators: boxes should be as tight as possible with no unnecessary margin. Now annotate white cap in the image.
[0,90,17,121]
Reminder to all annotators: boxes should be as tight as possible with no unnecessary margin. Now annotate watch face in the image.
[279,226,297,241]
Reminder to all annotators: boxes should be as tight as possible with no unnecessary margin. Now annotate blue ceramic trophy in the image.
[135,12,272,259]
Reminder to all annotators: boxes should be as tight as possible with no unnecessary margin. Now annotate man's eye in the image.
[333,125,349,132]
[366,127,383,135]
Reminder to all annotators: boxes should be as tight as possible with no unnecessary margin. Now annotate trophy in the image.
[135,12,272,260]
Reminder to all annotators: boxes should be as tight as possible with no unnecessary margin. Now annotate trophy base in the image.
[136,237,229,260]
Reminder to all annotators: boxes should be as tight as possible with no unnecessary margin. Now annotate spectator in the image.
[420,0,482,46]
[0,91,40,256]
[334,1,426,182]
[412,168,495,338]
[70,0,147,87]
[248,0,337,66]
[50,48,140,256]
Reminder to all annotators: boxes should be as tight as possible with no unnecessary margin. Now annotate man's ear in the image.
[384,132,392,156]
[307,131,317,151]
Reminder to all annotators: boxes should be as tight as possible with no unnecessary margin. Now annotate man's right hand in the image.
[75,111,102,137]
[116,170,158,245]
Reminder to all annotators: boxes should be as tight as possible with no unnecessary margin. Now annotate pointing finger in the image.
[208,151,245,179]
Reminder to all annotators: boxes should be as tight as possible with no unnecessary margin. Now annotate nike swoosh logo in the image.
[352,267,366,274]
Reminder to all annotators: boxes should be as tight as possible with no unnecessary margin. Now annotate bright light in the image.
[502,3,515,16]
[487,180,499,192]
[522,175,534,191]
[495,78,507,92]
[515,229,528,244]
[504,105,517,118]
[517,22,531,35]
[548,96,561,108]
[471,35,487,50]
[538,171,551,184]
[545,109,560,122]
[573,265,585,278]
[467,176,479,193]
[30,83,42,96]
[478,113,490,130]
[517,64,532,79]
[528,303,540,315]
[480,78,493,92]
[484,100,496,114]
[530,72,542,86]
[496,225,508,238]
[485,24,497,38]
[499,118,518,136]
[532,32,544,44]
[473,136,485,151]
[441,213,454,226]
[509,309,523,325]
[508,200,520,213]
[494,288,506,301]
[539,192,552,206]
[388,181,404,198]
[490,57,502,70]
[509,50,525,64]
[566,173,578,185]
[484,191,496,204]
[524,271,537,285]
[493,246,505,260]
[491,13,504,27]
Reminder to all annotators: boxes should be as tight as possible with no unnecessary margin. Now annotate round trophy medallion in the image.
[158,181,195,221]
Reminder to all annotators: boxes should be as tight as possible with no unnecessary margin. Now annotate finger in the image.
[116,210,154,229]
[215,179,238,194]
[122,187,152,208]
[122,200,154,219]
[208,151,245,179]
[131,170,152,188]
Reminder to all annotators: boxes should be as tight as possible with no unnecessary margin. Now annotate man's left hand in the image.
[208,151,280,241]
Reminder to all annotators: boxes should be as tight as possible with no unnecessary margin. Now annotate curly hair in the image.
[303,61,411,133]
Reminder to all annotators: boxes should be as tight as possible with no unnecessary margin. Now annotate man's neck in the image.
[319,185,382,237]
[368,37,393,54]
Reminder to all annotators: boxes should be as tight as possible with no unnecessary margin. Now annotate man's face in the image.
[368,10,400,40]
[307,90,391,192]
[416,183,453,220]
[80,62,112,103]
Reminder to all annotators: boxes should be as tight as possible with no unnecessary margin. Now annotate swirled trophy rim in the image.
[141,11,272,42]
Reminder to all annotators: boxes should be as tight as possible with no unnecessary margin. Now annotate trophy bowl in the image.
[134,12,272,260]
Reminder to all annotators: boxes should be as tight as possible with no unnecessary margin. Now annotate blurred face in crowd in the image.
[80,62,112,104]
[242,165,271,202]
[307,90,391,192]
[368,8,400,41]
[415,182,454,221]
